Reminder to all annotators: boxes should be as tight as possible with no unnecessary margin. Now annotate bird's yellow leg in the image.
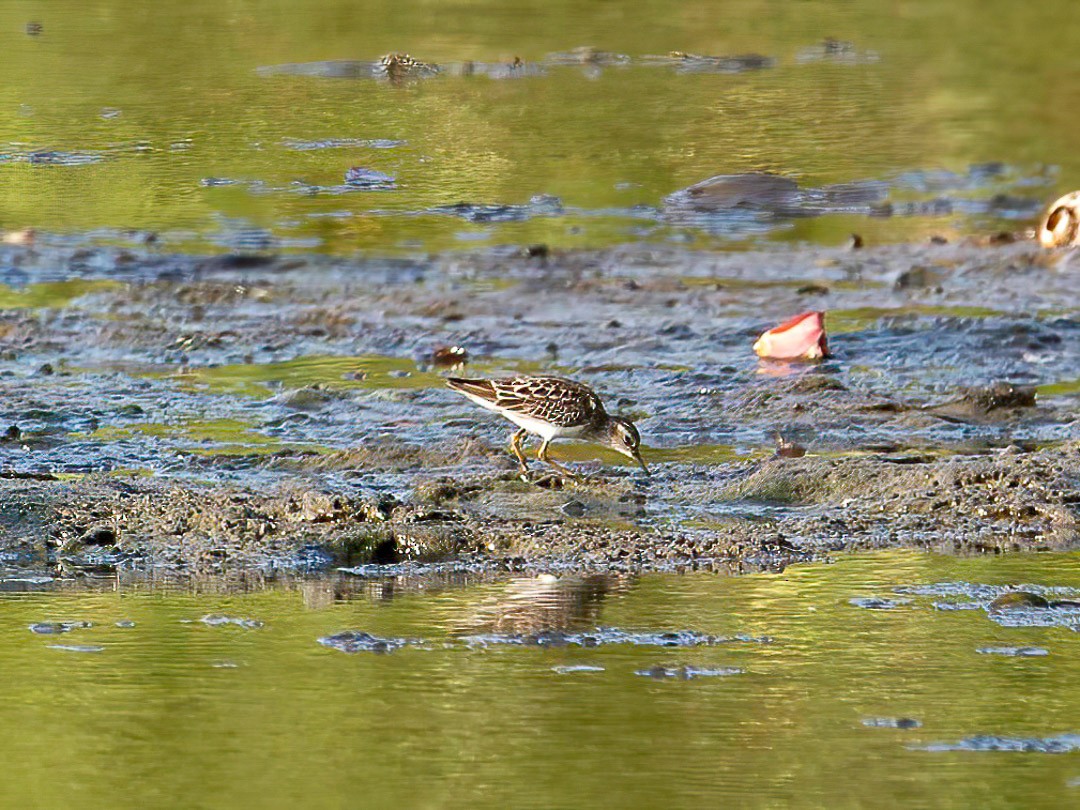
[537,439,580,481]
[509,429,530,477]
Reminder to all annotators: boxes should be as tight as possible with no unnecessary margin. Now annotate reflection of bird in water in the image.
[455,573,633,636]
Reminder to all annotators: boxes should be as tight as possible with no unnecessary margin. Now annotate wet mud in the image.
[0,237,1077,579]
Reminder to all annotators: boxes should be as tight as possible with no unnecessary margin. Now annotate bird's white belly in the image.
[501,409,587,441]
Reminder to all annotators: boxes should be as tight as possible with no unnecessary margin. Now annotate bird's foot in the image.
[530,469,588,489]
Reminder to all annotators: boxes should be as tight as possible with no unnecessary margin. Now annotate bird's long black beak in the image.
[633,451,650,476]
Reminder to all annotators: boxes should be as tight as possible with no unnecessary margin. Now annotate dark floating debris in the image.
[894,582,1080,629]
[543,46,631,67]
[444,57,546,79]
[916,734,1080,753]
[459,628,769,649]
[635,665,744,680]
[662,166,1044,234]
[976,646,1049,657]
[429,194,562,223]
[318,630,419,654]
[0,150,105,167]
[642,51,775,74]
[849,597,910,610]
[282,138,405,151]
[199,614,264,629]
[431,345,468,367]
[795,38,880,64]
[863,717,923,729]
[344,167,397,189]
[29,621,92,634]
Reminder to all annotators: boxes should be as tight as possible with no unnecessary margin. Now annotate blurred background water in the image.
[2,0,1078,253]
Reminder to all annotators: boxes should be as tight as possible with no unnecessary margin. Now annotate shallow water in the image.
[3,0,1078,253]
[3,551,1080,808]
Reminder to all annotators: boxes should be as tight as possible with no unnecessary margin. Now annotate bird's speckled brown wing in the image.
[447,376,606,427]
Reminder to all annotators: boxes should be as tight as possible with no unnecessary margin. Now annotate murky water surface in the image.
[3,0,1079,253]
[3,552,1080,807]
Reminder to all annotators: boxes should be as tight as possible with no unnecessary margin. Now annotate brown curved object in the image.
[1037,191,1080,248]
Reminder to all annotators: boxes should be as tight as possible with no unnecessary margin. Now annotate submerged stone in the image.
[344,167,396,189]
[976,646,1049,657]
[849,597,910,610]
[635,665,744,680]
[916,734,1080,753]
[318,630,417,654]
[459,627,737,649]
[862,717,922,729]
[989,592,1052,611]
[200,614,264,629]
[29,621,92,634]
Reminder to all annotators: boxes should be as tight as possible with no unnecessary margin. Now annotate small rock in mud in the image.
[916,734,1080,753]
[989,592,1051,611]
[635,665,744,680]
[560,499,587,518]
[115,620,136,628]
[79,526,117,546]
[928,382,1038,423]
[47,644,104,653]
[862,717,922,729]
[551,665,605,674]
[775,435,806,458]
[849,597,910,610]
[976,646,1049,657]
[29,621,92,634]
[199,614,264,629]
[894,265,945,291]
[278,386,335,411]
[318,630,417,654]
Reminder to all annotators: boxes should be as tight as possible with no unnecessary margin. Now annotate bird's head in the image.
[604,417,649,474]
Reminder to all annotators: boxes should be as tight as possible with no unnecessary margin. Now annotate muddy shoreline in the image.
[1,238,1077,579]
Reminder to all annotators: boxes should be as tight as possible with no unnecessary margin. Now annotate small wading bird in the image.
[447,376,648,480]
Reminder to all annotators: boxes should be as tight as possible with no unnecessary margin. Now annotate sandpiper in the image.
[447,376,648,479]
